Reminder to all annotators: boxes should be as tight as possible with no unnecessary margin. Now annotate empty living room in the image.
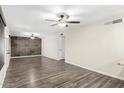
[1,1,124,91]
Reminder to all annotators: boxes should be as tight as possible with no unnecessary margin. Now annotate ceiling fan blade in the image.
[45,19,58,22]
[50,23,59,26]
[67,21,80,23]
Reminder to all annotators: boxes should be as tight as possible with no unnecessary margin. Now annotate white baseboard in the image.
[42,55,59,61]
[11,55,42,59]
[65,61,124,81]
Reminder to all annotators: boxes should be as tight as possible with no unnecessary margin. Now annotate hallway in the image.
[3,56,124,88]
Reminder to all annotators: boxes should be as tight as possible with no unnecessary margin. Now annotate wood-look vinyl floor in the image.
[3,56,124,88]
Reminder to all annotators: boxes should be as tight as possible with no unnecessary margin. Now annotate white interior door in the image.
[58,34,65,60]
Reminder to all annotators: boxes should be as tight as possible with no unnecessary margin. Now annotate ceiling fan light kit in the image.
[30,34,35,39]
[58,22,66,27]
[45,12,80,27]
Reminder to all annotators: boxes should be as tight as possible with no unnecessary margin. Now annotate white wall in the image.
[42,33,59,60]
[65,17,124,80]
[42,32,65,60]
[0,27,10,87]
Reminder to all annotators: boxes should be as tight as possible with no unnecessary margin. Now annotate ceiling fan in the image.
[45,12,80,27]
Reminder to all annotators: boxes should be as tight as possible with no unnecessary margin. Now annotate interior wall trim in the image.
[11,55,42,59]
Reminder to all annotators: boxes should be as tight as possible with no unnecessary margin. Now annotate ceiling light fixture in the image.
[58,23,67,27]
[45,12,80,27]
[30,34,35,39]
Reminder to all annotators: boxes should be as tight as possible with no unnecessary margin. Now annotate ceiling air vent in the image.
[104,18,122,25]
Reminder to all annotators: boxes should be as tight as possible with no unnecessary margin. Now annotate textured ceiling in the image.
[2,5,124,36]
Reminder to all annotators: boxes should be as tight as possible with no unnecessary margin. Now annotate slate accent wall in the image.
[11,36,42,57]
